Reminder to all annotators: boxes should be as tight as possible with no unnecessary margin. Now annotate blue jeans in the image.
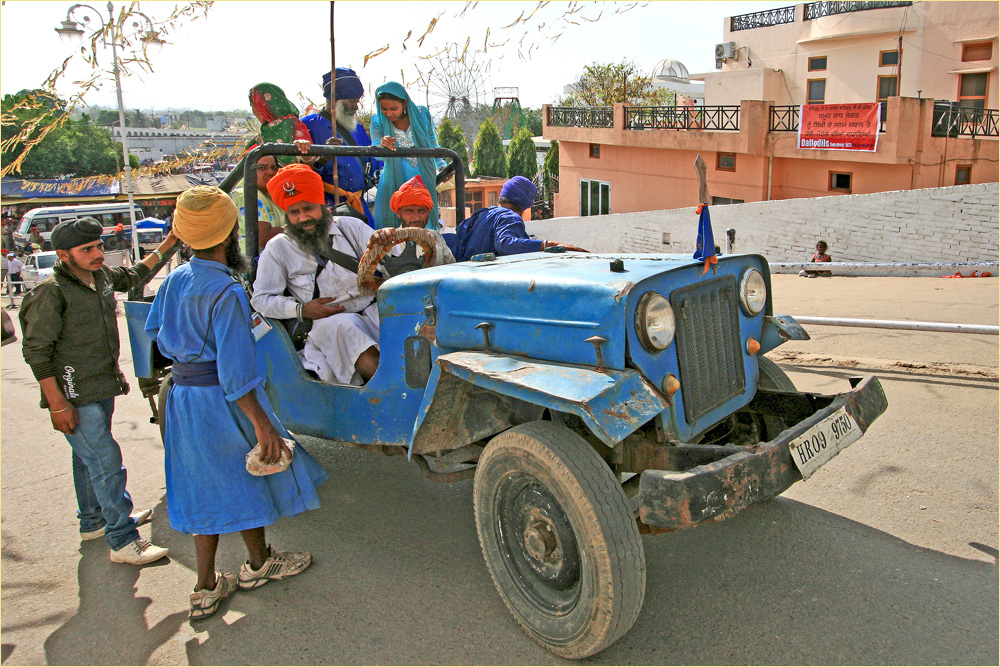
[65,398,140,550]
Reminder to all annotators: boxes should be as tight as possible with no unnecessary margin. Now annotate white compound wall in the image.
[526,183,999,268]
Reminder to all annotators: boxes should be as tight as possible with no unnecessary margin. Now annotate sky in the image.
[0,0,782,116]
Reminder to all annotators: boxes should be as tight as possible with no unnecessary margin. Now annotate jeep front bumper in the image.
[632,375,888,530]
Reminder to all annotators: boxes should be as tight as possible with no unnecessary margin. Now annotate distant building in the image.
[544,1,998,218]
[110,126,250,162]
[649,58,705,106]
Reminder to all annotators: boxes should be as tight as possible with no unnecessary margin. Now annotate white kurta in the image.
[251,216,379,385]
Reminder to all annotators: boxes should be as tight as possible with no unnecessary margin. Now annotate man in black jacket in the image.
[20,217,178,565]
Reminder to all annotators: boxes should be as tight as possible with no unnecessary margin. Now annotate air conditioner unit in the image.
[715,41,736,60]
[716,58,725,70]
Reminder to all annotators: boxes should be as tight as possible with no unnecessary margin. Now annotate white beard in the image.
[335,102,359,133]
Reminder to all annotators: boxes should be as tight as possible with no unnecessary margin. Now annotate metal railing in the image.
[932,105,999,138]
[768,104,887,133]
[730,5,796,31]
[625,105,740,131]
[769,105,800,131]
[804,1,912,20]
[547,106,614,128]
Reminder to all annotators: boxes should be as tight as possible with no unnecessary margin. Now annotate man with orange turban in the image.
[368,174,455,266]
[146,185,328,620]
[251,164,381,385]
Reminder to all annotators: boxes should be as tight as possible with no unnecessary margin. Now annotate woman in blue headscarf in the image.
[370,82,447,230]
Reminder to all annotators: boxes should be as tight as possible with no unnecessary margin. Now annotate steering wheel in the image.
[358,227,437,293]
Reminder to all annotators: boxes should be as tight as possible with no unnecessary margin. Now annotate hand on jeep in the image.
[369,228,398,248]
[302,297,345,320]
[294,139,318,164]
[546,241,589,253]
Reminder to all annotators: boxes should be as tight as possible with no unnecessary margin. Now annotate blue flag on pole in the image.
[693,203,718,274]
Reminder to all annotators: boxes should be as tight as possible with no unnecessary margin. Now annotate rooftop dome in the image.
[650,58,690,83]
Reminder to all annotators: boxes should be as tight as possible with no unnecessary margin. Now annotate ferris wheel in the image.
[422,43,490,123]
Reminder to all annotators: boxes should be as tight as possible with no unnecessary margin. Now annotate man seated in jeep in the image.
[368,174,455,266]
[251,164,379,385]
[454,176,587,261]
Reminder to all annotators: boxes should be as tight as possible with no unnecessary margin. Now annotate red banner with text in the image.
[797,103,880,151]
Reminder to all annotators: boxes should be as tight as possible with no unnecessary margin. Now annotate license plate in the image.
[788,407,860,480]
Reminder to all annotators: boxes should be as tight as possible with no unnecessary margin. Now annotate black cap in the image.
[50,217,103,250]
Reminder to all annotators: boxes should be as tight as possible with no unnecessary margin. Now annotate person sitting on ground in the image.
[368,175,455,266]
[229,154,285,254]
[454,176,587,262]
[799,240,832,277]
[251,164,380,385]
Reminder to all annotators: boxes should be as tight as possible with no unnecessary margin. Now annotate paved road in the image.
[1,275,996,665]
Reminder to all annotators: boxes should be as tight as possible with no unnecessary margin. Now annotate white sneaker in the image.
[110,538,169,565]
[81,508,154,542]
[189,572,237,620]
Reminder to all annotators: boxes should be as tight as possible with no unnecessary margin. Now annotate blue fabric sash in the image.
[171,361,220,387]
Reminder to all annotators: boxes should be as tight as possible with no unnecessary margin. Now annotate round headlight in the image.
[635,292,675,351]
[739,268,767,316]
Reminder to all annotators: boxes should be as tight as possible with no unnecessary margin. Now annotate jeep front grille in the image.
[669,276,745,423]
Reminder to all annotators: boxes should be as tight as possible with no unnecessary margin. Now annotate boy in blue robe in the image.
[146,186,328,620]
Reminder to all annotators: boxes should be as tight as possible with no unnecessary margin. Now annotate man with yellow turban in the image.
[369,174,456,266]
[145,185,328,620]
[252,164,380,385]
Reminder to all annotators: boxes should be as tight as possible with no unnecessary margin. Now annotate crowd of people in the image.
[14,66,590,623]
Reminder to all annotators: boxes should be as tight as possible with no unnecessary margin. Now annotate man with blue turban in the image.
[301,68,381,226]
[454,176,587,261]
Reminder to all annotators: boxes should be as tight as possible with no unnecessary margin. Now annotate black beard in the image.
[284,208,334,257]
[225,237,251,275]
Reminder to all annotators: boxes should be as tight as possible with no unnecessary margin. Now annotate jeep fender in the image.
[759,314,810,354]
[408,351,668,456]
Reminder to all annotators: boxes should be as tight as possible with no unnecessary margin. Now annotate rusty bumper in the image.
[633,376,888,531]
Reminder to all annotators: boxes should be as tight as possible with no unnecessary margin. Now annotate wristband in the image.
[50,405,72,414]
[152,249,164,262]
[296,302,304,322]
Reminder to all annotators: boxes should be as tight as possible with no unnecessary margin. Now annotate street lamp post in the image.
[55,2,164,262]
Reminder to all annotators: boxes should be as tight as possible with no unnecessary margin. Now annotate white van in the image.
[14,202,146,251]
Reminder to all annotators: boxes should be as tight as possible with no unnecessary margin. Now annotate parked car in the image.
[124,145,888,659]
[13,203,144,252]
[20,251,58,288]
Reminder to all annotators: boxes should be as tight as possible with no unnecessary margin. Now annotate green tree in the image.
[560,60,674,106]
[543,139,559,194]
[506,127,537,180]
[472,117,506,178]
[2,93,123,178]
[437,117,470,177]
[522,107,543,136]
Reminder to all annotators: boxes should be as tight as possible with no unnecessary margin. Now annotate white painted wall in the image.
[526,183,999,272]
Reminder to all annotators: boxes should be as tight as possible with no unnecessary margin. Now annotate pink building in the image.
[544,1,998,217]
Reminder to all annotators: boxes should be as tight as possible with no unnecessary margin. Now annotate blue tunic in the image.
[145,259,328,535]
[301,112,380,226]
[454,206,544,262]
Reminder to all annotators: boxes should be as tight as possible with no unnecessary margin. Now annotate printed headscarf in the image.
[248,83,312,166]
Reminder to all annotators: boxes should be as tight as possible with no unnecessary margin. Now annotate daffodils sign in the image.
[798,103,881,152]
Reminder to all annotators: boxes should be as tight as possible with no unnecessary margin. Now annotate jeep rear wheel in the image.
[473,421,646,659]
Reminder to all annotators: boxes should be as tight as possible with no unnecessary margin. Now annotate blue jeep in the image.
[125,145,887,659]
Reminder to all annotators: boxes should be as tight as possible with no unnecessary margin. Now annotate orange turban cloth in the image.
[267,163,325,211]
[172,185,238,250]
[389,174,434,214]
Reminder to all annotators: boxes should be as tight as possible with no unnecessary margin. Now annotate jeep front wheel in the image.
[473,421,646,659]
